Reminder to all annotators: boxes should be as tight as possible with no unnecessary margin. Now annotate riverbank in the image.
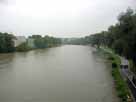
[97,47,132,102]
[15,43,61,52]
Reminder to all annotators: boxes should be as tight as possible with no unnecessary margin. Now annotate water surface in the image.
[0,45,119,102]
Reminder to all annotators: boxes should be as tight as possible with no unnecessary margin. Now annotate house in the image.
[14,36,26,47]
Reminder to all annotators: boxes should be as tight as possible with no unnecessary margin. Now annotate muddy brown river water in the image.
[0,45,119,102]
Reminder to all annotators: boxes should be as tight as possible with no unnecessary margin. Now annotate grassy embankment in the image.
[97,47,132,102]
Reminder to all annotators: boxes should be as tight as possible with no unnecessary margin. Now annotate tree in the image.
[0,32,15,53]
[16,42,30,52]
[28,35,61,49]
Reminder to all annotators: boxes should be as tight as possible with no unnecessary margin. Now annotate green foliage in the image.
[79,8,136,67]
[0,32,15,53]
[16,42,31,52]
[112,39,126,55]
[0,33,61,53]
[112,62,117,68]
[29,35,61,49]
[61,38,87,45]
[108,56,114,60]
[112,65,130,102]
[104,49,131,102]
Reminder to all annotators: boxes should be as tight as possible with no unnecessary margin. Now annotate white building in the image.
[14,36,26,47]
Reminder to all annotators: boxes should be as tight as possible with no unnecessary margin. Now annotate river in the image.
[0,45,119,102]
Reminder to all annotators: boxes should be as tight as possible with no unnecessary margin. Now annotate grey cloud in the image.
[0,0,136,37]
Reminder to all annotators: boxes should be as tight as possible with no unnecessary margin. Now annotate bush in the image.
[16,42,31,52]
[112,62,117,68]
[105,49,131,102]
[108,56,115,60]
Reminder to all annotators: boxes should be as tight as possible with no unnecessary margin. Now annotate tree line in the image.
[0,32,15,53]
[28,35,61,49]
[0,33,61,52]
[81,8,136,70]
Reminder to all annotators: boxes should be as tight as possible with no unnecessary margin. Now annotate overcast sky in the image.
[0,0,136,37]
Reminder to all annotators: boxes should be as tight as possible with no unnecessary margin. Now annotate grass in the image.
[97,47,132,102]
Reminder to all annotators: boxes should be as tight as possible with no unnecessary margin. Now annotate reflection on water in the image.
[0,45,119,102]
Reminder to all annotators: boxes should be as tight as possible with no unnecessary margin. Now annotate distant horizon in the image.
[1,32,92,38]
[1,32,88,38]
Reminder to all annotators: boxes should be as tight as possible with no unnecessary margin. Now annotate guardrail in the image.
[120,60,136,101]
